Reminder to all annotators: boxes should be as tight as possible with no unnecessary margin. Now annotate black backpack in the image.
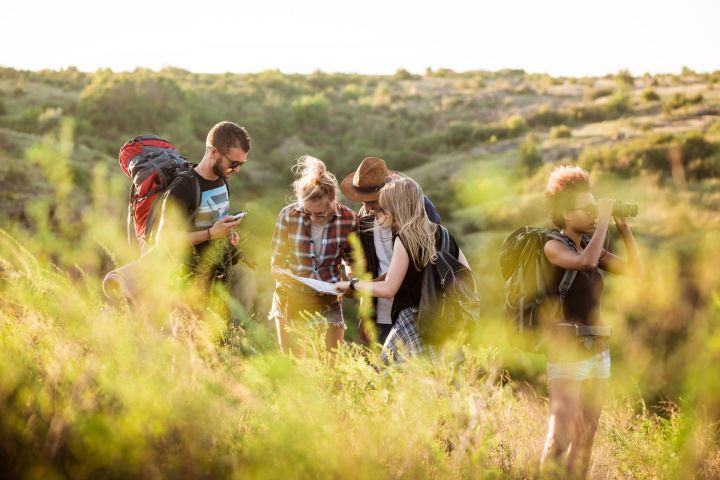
[500,227,582,351]
[416,226,481,346]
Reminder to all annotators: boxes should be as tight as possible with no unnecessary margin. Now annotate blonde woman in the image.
[270,156,358,353]
[335,177,470,363]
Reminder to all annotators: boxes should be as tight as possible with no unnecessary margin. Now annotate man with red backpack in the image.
[156,121,251,284]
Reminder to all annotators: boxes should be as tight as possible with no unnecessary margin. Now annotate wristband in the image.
[349,278,359,291]
[207,227,212,241]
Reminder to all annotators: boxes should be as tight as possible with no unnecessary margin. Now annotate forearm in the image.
[581,217,611,267]
[189,228,211,246]
[618,225,644,275]
[356,279,395,299]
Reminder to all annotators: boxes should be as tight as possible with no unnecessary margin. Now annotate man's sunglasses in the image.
[211,146,244,169]
[221,152,244,169]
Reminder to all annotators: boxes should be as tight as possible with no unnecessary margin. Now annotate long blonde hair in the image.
[291,155,338,205]
[379,177,437,270]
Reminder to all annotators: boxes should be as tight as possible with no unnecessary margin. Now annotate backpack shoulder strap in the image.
[170,169,203,220]
[558,269,577,303]
[547,230,577,252]
[439,225,450,253]
[189,172,202,220]
[546,230,578,302]
[127,184,136,247]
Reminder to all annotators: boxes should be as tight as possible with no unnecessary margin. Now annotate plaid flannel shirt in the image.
[271,202,358,284]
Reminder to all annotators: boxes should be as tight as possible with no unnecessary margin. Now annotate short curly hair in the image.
[544,165,590,228]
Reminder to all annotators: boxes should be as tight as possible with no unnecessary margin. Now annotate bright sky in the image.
[2,0,718,76]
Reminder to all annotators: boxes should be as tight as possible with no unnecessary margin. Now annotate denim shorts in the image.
[547,349,611,381]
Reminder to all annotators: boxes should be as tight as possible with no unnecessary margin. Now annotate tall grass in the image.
[1,123,719,479]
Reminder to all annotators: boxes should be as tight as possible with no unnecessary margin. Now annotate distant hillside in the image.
[1,67,718,210]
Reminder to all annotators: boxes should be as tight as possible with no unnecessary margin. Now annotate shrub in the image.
[587,87,614,100]
[663,92,702,113]
[527,104,571,128]
[291,92,330,127]
[615,69,635,87]
[642,88,660,102]
[519,137,543,174]
[550,125,572,139]
[505,114,526,135]
[393,68,418,81]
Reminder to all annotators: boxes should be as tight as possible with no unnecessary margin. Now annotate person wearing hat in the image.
[340,157,441,345]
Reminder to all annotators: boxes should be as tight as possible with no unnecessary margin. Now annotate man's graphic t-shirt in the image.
[194,184,230,229]
[161,169,230,255]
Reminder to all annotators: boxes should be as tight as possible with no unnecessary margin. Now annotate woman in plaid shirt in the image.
[270,155,358,354]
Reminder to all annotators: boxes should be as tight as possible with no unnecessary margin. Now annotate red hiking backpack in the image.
[118,135,197,251]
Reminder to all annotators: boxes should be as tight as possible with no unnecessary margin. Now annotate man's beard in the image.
[212,161,228,179]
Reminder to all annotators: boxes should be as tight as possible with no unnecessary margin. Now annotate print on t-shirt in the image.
[194,185,229,228]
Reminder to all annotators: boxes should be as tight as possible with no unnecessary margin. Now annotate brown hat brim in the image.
[340,170,396,202]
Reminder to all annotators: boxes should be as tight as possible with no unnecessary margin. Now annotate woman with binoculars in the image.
[540,165,644,478]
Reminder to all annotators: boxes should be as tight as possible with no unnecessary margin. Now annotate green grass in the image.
[2,68,720,478]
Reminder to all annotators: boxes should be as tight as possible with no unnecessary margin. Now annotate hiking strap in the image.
[439,225,450,253]
[558,269,577,304]
[127,184,136,247]
[547,230,579,303]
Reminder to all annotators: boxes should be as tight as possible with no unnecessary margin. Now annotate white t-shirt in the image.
[373,218,394,325]
[310,222,328,276]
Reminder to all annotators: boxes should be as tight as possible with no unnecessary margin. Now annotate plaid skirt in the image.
[380,307,438,365]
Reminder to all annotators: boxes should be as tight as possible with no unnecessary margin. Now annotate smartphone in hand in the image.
[230,211,247,220]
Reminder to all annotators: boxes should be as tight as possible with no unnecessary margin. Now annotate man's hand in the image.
[209,216,242,240]
[613,216,628,229]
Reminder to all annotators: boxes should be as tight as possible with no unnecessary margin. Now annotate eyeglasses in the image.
[301,209,333,219]
[301,204,335,219]
[570,204,598,218]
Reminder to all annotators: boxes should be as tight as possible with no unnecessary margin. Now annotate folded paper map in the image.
[274,269,340,296]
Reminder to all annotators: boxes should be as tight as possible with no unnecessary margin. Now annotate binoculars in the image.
[612,201,638,217]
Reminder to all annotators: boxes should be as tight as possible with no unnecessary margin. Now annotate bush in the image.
[527,104,571,128]
[446,121,476,147]
[77,72,189,138]
[615,69,635,87]
[518,137,543,174]
[291,92,330,128]
[37,107,64,132]
[393,68,418,81]
[681,133,717,161]
[587,87,614,100]
[578,131,719,179]
[550,125,572,139]
[505,114,526,135]
[663,92,703,113]
[687,155,720,180]
[642,88,661,102]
